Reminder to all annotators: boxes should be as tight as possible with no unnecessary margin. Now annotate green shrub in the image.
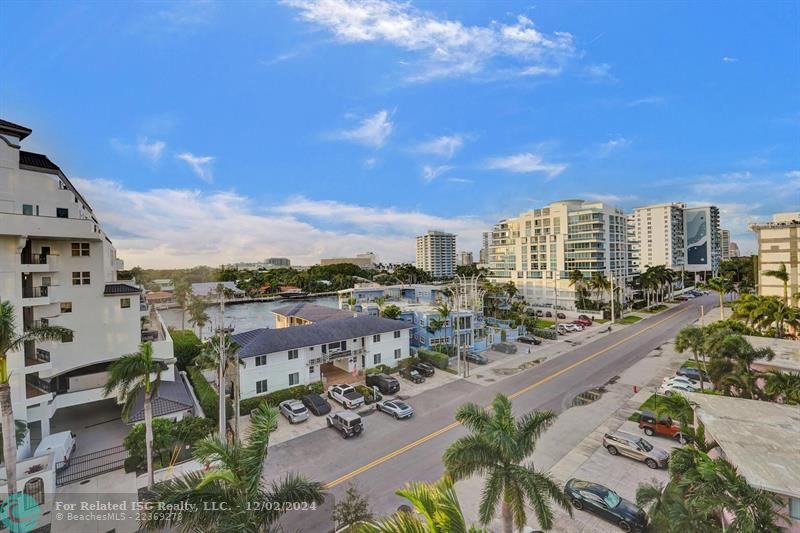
[186,366,232,422]
[632,300,648,310]
[531,328,557,340]
[354,384,380,404]
[239,381,325,415]
[174,416,215,444]
[501,330,507,342]
[169,329,202,370]
[123,418,175,469]
[417,348,449,369]
[365,364,399,376]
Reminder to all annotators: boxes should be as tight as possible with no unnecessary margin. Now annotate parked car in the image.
[535,310,544,317]
[401,367,426,383]
[638,410,688,444]
[411,361,435,377]
[556,324,571,334]
[674,295,690,301]
[602,431,669,469]
[278,399,310,424]
[662,375,701,390]
[376,399,414,419]
[556,312,566,319]
[573,318,592,327]
[326,411,364,439]
[578,314,593,323]
[565,479,648,532]
[676,367,710,383]
[492,342,518,354]
[518,335,541,345]
[658,381,697,396]
[301,393,332,416]
[35,431,76,468]
[365,373,400,394]
[462,351,489,365]
[327,384,365,409]
[545,311,553,317]
[564,323,583,332]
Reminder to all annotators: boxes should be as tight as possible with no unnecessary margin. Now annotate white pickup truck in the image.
[327,384,365,409]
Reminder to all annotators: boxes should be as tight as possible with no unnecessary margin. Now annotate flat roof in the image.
[685,393,800,498]
[745,335,800,372]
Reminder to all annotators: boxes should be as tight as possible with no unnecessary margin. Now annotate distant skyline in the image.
[2,0,798,268]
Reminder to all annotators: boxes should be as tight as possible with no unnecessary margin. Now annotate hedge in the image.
[239,381,324,415]
[365,363,399,376]
[354,384,381,404]
[186,366,232,422]
[417,348,449,369]
[169,329,202,370]
[530,328,557,340]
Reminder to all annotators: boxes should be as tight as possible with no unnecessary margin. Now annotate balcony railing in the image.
[26,348,51,366]
[22,286,49,298]
[24,318,50,331]
[21,253,51,265]
[25,375,50,399]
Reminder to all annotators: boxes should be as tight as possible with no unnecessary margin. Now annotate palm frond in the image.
[443,434,497,481]
[241,403,278,488]
[454,402,491,433]
[261,473,326,527]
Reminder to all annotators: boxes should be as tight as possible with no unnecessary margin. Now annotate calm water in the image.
[160,295,339,336]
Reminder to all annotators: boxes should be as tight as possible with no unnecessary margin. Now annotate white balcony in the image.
[0,212,103,240]
[20,253,60,273]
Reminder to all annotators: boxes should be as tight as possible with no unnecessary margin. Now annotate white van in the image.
[34,431,76,468]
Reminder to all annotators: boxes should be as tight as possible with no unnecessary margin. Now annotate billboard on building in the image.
[684,206,719,273]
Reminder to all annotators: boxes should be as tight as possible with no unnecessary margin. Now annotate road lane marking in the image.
[323,306,693,489]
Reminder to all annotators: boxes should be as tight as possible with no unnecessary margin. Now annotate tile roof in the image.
[128,371,195,423]
[272,302,354,322]
[232,315,412,358]
[103,283,142,295]
[0,118,32,140]
[19,150,60,171]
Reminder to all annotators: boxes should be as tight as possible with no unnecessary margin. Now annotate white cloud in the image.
[626,96,665,107]
[416,135,464,159]
[421,164,452,182]
[784,170,800,178]
[486,152,567,178]
[363,157,378,169]
[722,56,738,63]
[584,63,615,81]
[333,110,394,148]
[519,65,562,77]
[585,193,637,204]
[136,137,166,163]
[447,177,473,184]
[594,136,631,157]
[157,0,216,29]
[176,152,215,183]
[73,180,489,268]
[283,0,575,81]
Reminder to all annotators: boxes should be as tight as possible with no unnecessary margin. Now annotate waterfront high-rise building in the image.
[487,200,635,309]
[750,212,800,301]
[631,203,686,270]
[416,230,456,278]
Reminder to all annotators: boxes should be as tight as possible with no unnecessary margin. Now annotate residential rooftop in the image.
[745,335,800,373]
[272,302,354,322]
[685,393,800,499]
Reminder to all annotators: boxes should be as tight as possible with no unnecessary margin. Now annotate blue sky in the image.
[2,0,798,267]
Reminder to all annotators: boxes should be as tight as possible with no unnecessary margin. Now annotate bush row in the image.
[123,416,214,473]
[169,329,202,370]
[530,328,557,340]
[417,348,449,369]
[186,365,232,422]
[239,381,324,415]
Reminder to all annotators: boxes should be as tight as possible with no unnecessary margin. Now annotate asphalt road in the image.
[267,295,716,532]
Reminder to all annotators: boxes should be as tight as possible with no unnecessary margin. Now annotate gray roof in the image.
[129,371,194,423]
[232,315,411,358]
[272,302,354,322]
[103,282,142,295]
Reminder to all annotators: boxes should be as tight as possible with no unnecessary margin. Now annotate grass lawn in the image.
[616,315,643,325]
[593,318,609,324]
[628,393,662,421]
[643,304,668,314]
[531,318,555,328]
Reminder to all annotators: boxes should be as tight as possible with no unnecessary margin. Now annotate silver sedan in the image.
[376,399,414,419]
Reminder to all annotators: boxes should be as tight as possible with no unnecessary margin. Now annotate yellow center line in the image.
[323,306,692,489]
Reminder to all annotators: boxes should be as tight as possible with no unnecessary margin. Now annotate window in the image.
[790,497,800,520]
[24,478,44,507]
[118,298,130,309]
[373,334,381,342]
[288,372,300,386]
[373,353,381,365]
[394,348,401,360]
[255,355,267,367]
[56,208,68,218]
[309,365,315,374]
[394,330,401,339]
[288,349,298,360]
[256,379,268,394]
[22,204,33,216]
[60,302,72,313]
[62,331,73,343]
[72,271,90,285]
[71,242,90,257]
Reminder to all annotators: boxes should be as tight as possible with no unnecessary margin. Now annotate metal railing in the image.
[21,253,51,265]
[22,286,49,298]
[56,445,129,486]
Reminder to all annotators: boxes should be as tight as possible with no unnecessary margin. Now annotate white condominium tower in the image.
[719,229,731,261]
[416,230,456,278]
[631,202,686,270]
[0,118,174,448]
[488,200,635,309]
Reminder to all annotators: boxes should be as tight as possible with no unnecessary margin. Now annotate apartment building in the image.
[0,118,174,444]
[479,231,490,265]
[488,200,635,309]
[457,251,474,267]
[232,315,412,398]
[684,206,721,276]
[631,203,686,270]
[416,230,456,278]
[750,212,800,301]
[719,229,731,261]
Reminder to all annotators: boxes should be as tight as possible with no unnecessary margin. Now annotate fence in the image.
[55,445,129,486]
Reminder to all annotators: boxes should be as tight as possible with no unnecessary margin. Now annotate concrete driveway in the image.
[50,399,130,456]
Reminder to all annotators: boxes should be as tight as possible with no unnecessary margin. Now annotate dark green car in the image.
[565,479,648,532]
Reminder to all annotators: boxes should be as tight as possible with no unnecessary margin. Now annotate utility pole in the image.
[552,272,559,339]
[610,271,616,324]
[700,304,705,326]
[217,288,227,439]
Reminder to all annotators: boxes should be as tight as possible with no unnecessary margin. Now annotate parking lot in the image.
[50,399,129,456]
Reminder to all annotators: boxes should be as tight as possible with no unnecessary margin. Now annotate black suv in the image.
[518,336,541,345]
[301,393,331,416]
[365,373,400,394]
[411,361,435,377]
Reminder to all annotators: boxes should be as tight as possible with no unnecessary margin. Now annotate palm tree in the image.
[173,280,191,330]
[763,263,790,305]
[589,272,610,306]
[568,269,587,309]
[434,301,453,350]
[103,341,162,489]
[764,370,800,405]
[139,404,325,532]
[635,481,717,533]
[674,327,708,391]
[443,394,571,532]
[196,331,241,440]
[503,281,518,301]
[359,476,486,533]
[0,300,72,495]
[187,297,210,341]
[703,276,734,320]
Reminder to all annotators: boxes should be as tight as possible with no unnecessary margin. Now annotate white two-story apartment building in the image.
[232,315,412,399]
[0,118,175,449]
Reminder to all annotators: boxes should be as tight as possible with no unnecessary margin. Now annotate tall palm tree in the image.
[187,296,210,341]
[196,331,241,440]
[764,370,800,405]
[589,272,610,306]
[568,269,587,309]
[173,280,191,330]
[704,276,734,320]
[359,476,486,533]
[674,327,708,391]
[103,341,162,489]
[635,481,717,533]
[140,404,325,532]
[763,263,789,305]
[0,300,72,495]
[434,301,453,350]
[503,281,518,301]
[443,394,571,532]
